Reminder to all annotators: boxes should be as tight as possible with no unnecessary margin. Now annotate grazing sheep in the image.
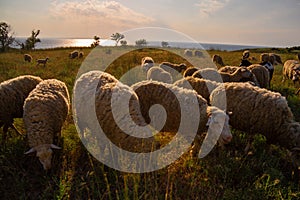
[69,50,79,59]
[147,66,173,84]
[159,62,187,73]
[0,75,43,141]
[24,79,70,170]
[24,54,32,62]
[194,50,204,57]
[183,67,199,77]
[247,64,270,88]
[242,50,250,59]
[269,53,282,65]
[174,77,220,103]
[132,80,232,155]
[184,49,193,57]
[212,54,225,67]
[79,51,84,58]
[73,71,156,155]
[36,57,49,67]
[210,82,300,152]
[192,68,222,82]
[282,60,300,85]
[141,56,155,72]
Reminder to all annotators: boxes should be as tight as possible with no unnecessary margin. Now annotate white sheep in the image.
[141,56,154,72]
[23,79,70,170]
[147,66,173,84]
[212,54,225,67]
[132,80,232,156]
[247,64,270,88]
[36,57,49,67]
[184,49,193,57]
[24,54,32,62]
[282,60,300,85]
[192,68,223,83]
[210,82,300,152]
[0,75,43,141]
[159,62,187,74]
[69,50,79,59]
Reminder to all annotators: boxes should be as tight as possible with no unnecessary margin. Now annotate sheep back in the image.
[247,64,270,88]
[146,66,173,84]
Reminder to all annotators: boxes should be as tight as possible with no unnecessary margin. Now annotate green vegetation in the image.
[0,46,300,199]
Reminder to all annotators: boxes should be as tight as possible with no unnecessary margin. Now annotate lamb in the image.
[141,56,155,72]
[183,67,199,77]
[73,71,156,155]
[210,82,300,153]
[174,77,220,103]
[69,50,79,59]
[24,54,32,62]
[23,79,70,170]
[282,60,300,85]
[36,57,49,67]
[184,49,193,57]
[146,66,173,84]
[247,64,270,88]
[132,80,232,156]
[212,54,225,67]
[159,62,187,74]
[0,75,43,141]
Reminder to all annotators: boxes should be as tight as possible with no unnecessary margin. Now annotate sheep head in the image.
[206,106,232,145]
[25,144,61,170]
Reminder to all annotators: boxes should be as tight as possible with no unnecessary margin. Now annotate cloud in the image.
[49,0,154,27]
[195,0,231,16]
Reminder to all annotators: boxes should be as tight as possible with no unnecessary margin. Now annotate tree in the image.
[111,32,124,46]
[0,22,15,52]
[161,41,169,48]
[135,39,147,47]
[21,29,41,50]
[120,40,127,46]
[91,35,100,48]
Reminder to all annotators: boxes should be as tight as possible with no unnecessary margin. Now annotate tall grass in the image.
[0,47,300,199]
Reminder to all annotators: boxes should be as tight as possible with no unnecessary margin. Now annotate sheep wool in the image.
[210,82,300,150]
[282,60,300,85]
[23,79,70,170]
[147,66,173,84]
[247,64,270,88]
[0,75,42,138]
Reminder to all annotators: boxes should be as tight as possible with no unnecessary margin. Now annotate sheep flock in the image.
[1,48,300,173]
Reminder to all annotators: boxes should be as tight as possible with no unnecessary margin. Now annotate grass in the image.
[1,46,300,199]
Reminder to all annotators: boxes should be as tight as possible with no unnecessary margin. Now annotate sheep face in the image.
[207,110,232,145]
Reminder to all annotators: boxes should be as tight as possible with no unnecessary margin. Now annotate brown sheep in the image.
[247,64,270,88]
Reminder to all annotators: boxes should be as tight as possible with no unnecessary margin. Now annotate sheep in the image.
[183,67,199,77]
[282,60,300,85]
[192,68,223,83]
[24,54,32,62]
[131,80,232,156]
[146,66,173,84]
[36,57,49,67]
[184,49,193,57]
[69,50,79,59]
[210,82,300,153]
[194,50,204,57]
[242,50,250,59]
[174,77,220,103]
[212,54,225,67]
[79,51,84,58]
[141,56,154,72]
[159,62,187,74]
[269,53,282,65]
[247,64,270,88]
[0,75,43,141]
[218,66,260,86]
[73,71,156,155]
[23,79,70,170]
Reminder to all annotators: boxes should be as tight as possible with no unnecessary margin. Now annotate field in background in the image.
[0,46,300,199]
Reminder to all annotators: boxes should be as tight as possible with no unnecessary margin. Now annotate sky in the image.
[1,0,300,47]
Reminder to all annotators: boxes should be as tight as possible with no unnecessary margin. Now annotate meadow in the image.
[0,46,300,199]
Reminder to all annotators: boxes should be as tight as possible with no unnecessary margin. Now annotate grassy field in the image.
[0,46,300,199]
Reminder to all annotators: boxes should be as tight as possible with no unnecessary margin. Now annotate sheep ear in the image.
[50,144,61,149]
[24,148,36,154]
